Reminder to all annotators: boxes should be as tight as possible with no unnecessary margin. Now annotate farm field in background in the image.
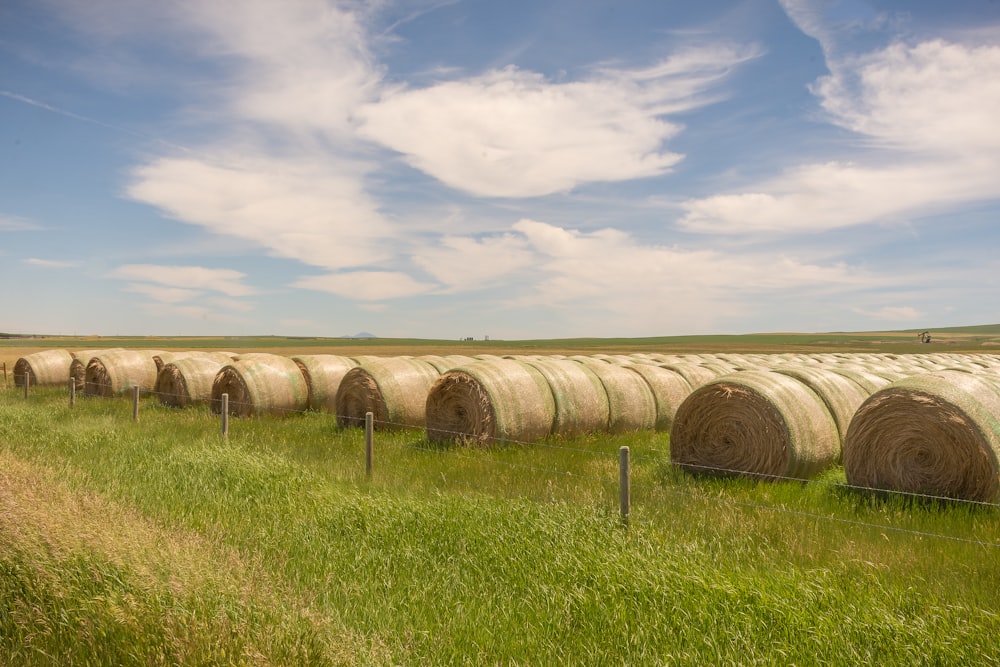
[3,327,1000,663]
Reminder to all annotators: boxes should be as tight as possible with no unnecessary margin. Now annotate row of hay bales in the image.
[13,349,1000,501]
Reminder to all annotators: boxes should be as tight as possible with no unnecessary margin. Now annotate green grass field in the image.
[2,378,1000,665]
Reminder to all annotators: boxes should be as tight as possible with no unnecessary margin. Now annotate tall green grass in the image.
[1,386,999,665]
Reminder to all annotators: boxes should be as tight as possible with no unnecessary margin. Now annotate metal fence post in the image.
[221,393,229,439]
[619,446,631,527]
[365,411,374,479]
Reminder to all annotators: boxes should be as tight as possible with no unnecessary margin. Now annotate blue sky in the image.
[2,0,999,340]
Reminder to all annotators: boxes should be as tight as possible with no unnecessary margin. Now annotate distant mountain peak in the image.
[343,331,376,339]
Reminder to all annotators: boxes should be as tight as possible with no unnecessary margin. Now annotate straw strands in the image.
[335,357,442,429]
[771,366,872,447]
[210,354,308,417]
[843,371,1000,502]
[154,357,230,408]
[13,349,74,387]
[624,364,693,432]
[426,359,555,446]
[70,350,106,391]
[84,350,161,397]
[573,359,657,433]
[292,355,358,412]
[671,371,840,480]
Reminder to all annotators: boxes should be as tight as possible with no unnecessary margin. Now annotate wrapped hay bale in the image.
[624,364,694,432]
[155,356,230,408]
[210,354,308,417]
[843,371,1000,502]
[425,359,555,446]
[335,357,441,429]
[416,355,477,373]
[659,362,719,390]
[292,354,359,412]
[84,349,160,397]
[152,350,234,371]
[522,358,609,437]
[573,358,657,433]
[771,366,872,447]
[14,349,74,388]
[671,370,839,480]
[70,350,107,391]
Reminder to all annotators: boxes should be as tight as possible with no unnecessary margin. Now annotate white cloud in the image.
[23,258,80,269]
[411,234,535,292]
[679,35,1000,234]
[293,271,434,301]
[356,45,758,198]
[127,155,393,271]
[109,264,256,296]
[1,215,38,231]
[124,283,203,304]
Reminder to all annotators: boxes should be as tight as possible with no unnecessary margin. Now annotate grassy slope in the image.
[1,388,999,664]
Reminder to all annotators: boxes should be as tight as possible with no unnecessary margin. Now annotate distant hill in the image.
[341,332,377,339]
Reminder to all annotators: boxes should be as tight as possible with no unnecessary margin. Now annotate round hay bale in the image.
[14,349,74,388]
[335,357,441,429]
[70,350,108,391]
[659,362,719,390]
[84,350,161,397]
[292,354,359,412]
[771,366,871,447]
[843,371,1000,502]
[425,359,555,446]
[152,350,234,370]
[154,356,229,408]
[210,354,308,417]
[825,368,893,395]
[521,358,609,437]
[624,364,693,432]
[573,359,657,433]
[671,370,839,480]
[416,355,477,373]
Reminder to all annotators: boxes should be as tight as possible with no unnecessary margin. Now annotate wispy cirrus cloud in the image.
[109,264,256,297]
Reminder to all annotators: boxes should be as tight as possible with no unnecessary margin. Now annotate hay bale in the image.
[624,364,693,432]
[154,357,229,408]
[771,366,871,447]
[425,359,555,446]
[522,358,609,437]
[573,359,657,433]
[210,354,308,417]
[843,371,1000,501]
[671,370,839,480]
[152,350,234,370]
[416,355,477,373]
[70,350,107,391]
[84,350,161,397]
[335,357,441,429]
[659,362,719,390]
[292,354,359,411]
[13,349,74,388]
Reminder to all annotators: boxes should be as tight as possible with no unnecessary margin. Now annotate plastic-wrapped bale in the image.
[155,356,231,408]
[671,370,839,480]
[572,358,657,433]
[335,357,441,429]
[771,365,872,449]
[292,354,359,412]
[425,359,555,446]
[658,362,719,390]
[843,371,1000,502]
[210,354,308,417]
[152,350,234,371]
[14,349,74,388]
[624,364,693,432]
[84,349,161,397]
[416,355,478,373]
[521,358,609,437]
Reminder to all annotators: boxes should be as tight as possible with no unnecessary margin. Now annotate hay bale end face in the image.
[425,359,555,446]
[14,349,74,388]
[335,357,441,429]
[84,350,160,397]
[843,371,1000,502]
[670,370,839,480]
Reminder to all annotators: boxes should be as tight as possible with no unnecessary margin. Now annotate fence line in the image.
[5,381,1000,547]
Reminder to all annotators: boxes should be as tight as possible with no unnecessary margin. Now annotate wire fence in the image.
[6,375,1000,551]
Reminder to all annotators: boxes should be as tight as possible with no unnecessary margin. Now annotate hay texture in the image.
[154,357,230,408]
[624,364,693,432]
[573,359,657,433]
[14,349,74,388]
[771,366,871,447]
[671,370,839,480]
[84,349,161,397]
[843,371,1000,502]
[425,359,555,446]
[292,355,359,412]
[70,350,106,391]
[335,357,441,429]
[659,363,719,390]
[210,354,308,417]
[522,358,609,437]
